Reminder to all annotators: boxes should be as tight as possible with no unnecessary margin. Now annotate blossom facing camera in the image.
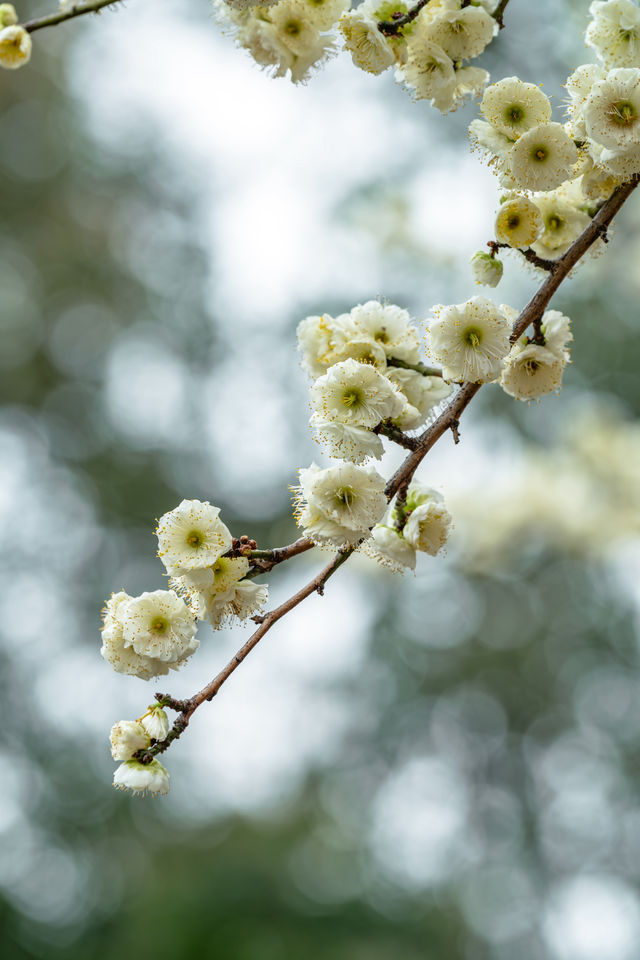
[295,462,388,547]
[509,122,579,192]
[481,77,552,139]
[113,759,170,797]
[494,195,544,248]
[156,499,233,576]
[428,297,513,383]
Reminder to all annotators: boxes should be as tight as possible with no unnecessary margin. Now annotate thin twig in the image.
[387,357,443,378]
[378,0,432,36]
[493,0,512,29]
[23,0,123,34]
[142,175,640,764]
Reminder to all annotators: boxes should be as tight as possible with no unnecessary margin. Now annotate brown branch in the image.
[141,175,640,766]
[378,0,432,36]
[493,0,512,29]
[374,419,420,450]
[23,0,124,34]
[385,176,640,499]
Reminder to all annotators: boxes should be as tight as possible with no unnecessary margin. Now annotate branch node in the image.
[450,419,461,444]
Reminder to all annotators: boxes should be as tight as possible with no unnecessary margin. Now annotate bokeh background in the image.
[3,1,640,957]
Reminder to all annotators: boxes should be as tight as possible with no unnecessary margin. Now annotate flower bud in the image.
[470,251,503,288]
[140,705,170,741]
[0,4,17,27]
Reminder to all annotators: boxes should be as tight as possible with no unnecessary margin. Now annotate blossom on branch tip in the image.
[0,25,31,70]
[470,250,503,287]
[428,296,513,383]
[500,342,565,401]
[109,721,150,761]
[294,461,387,547]
[583,67,640,152]
[339,2,396,75]
[113,759,170,797]
[156,499,232,577]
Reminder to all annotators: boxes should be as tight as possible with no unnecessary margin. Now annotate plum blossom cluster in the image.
[295,300,454,557]
[213,0,501,108]
[470,0,640,284]
[101,498,269,794]
[427,296,573,400]
[109,707,171,796]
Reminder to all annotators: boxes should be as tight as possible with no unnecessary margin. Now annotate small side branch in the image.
[387,357,443,378]
[378,0,432,35]
[374,420,420,450]
[23,0,123,34]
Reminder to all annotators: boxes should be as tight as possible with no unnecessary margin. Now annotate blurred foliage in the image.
[3,3,640,960]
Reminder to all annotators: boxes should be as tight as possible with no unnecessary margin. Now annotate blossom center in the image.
[374,328,389,343]
[504,104,524,124]
[547,214,564,232]
[463,326,482,349]
[507,214,521,229]
[523,359,540,375]
[531,145,549,162]
[335,486,356,508]
[284,19,302,35]
[151,616,169,634]
[186,530,204,548]
[342,388,362,408]
[609,99,637,125]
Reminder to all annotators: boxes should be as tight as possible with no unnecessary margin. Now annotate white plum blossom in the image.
[113,759,170,797]
[140,706,171,741]
[530,190,591,261]
[311,415,385,462]
[470,250,503,287]
[480,77,552,139]
[156,499,232,576]
[421,3,497,60]
[586,0,640,68]
[583,67,640,157]
[403,484,452,555]
[101,591,181,680]
[428,297,513,383]
[348,301,422,365]
[397,39,456,103]
[109,721,150,761]
[541,309,573,361]
[508,122,579,192]
[171,556,250,621]
[385,367,452,430]
[310,358,407,427]
[500,342,565,401]
[339,2,396,75]
[0,25,31,69]
[368,522,416,571]
[121,590,199,664]
[494,195,544,248]
[295,461,388,547]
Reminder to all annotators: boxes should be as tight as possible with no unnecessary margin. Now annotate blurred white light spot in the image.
[544,875,640,960]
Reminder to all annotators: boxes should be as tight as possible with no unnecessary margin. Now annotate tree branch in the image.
[140,175,640,765]
[492,0,512,29]
[23,0,124,34]
[378,0,432,36]
[387,357,443,377]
